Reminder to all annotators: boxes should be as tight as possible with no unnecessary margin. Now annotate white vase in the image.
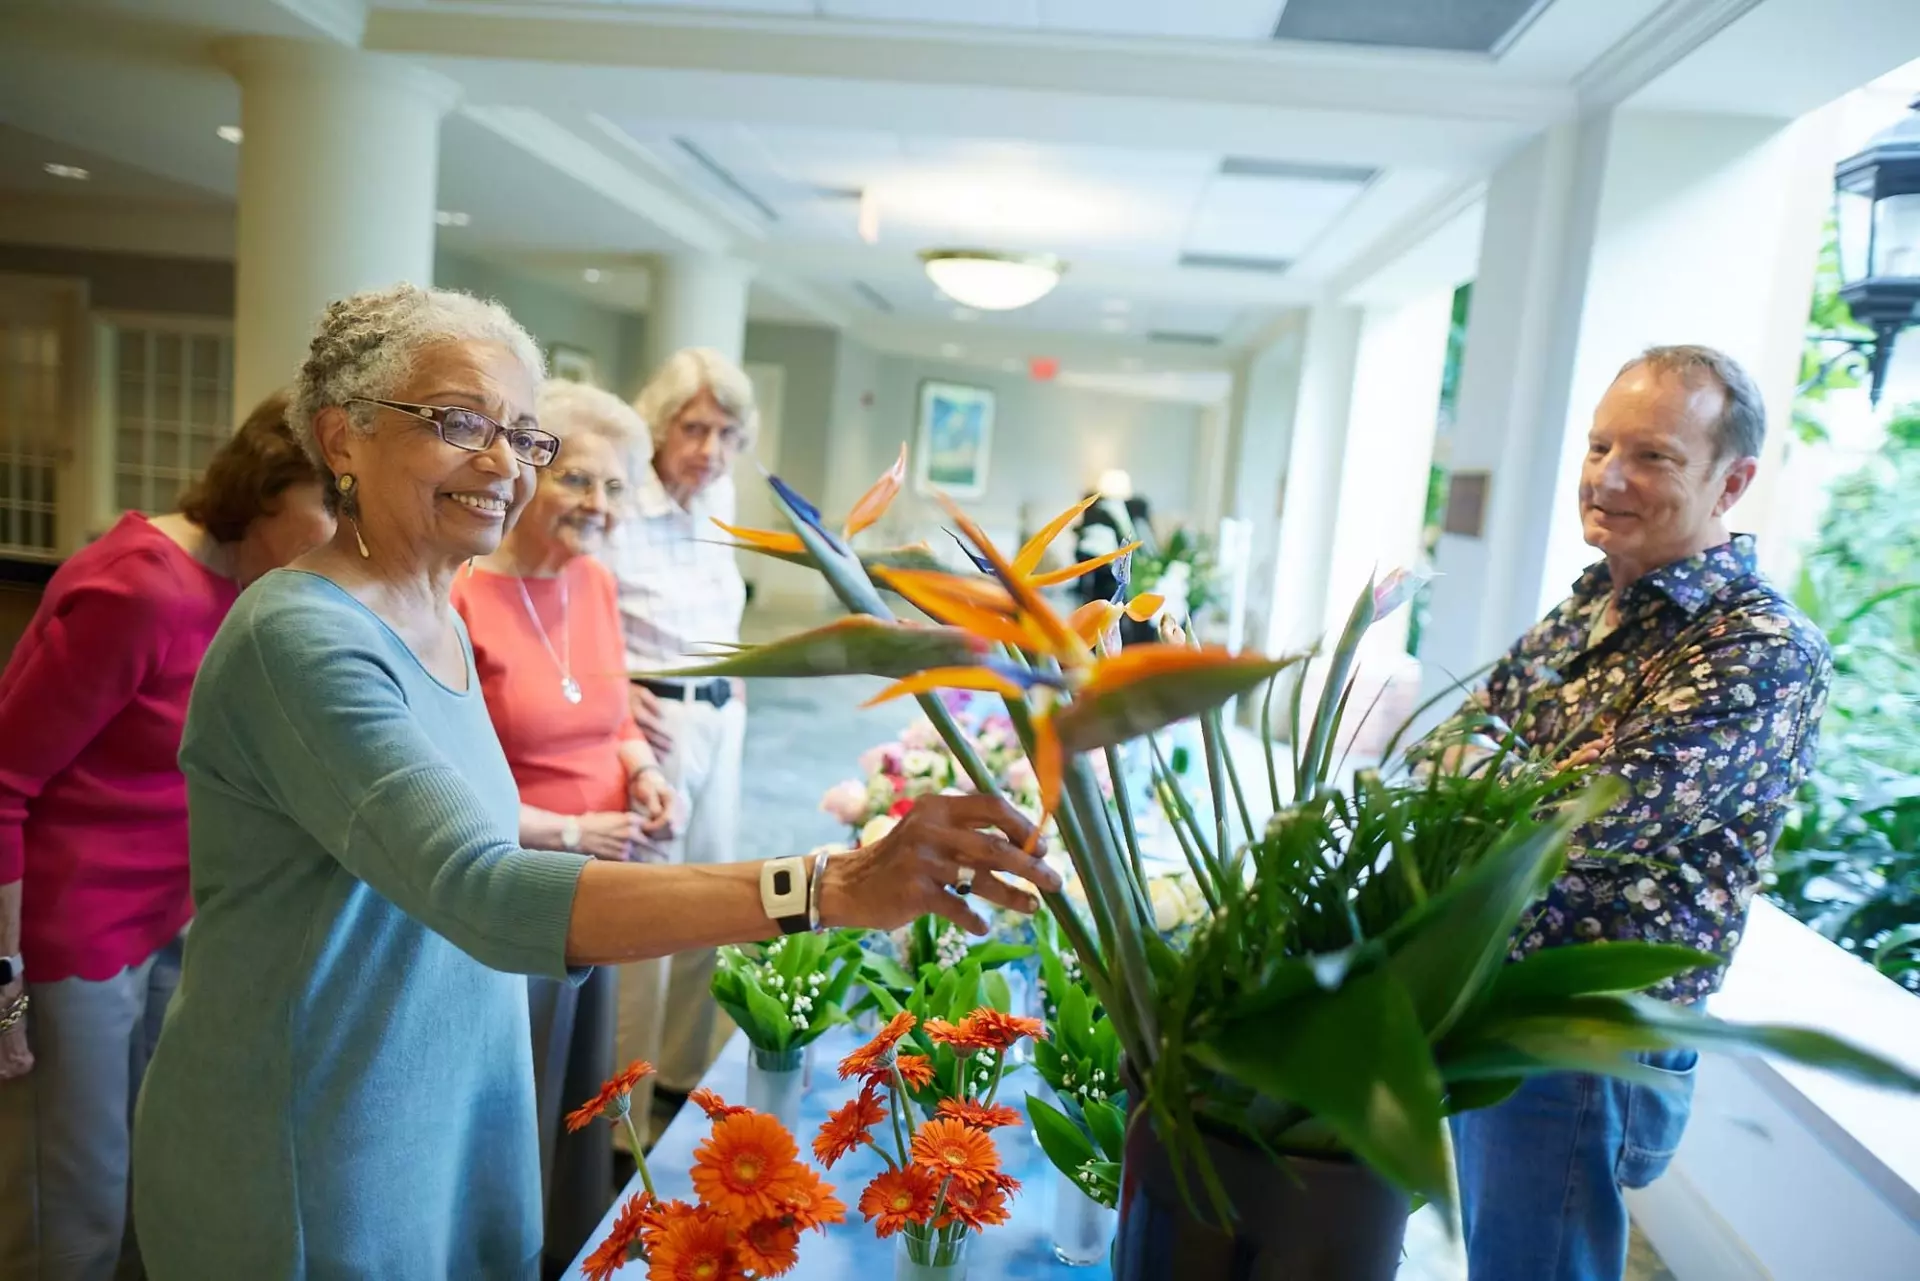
[745,1045,805,1133]
[1051,1166,1116,1266]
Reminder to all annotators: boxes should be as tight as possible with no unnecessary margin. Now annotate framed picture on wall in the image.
[913,379,995,498]
[548,343,598,387]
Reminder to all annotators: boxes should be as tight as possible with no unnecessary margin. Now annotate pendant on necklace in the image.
[561,677,583,704]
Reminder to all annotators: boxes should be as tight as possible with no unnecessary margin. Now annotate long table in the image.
[569,1024,1112,1279]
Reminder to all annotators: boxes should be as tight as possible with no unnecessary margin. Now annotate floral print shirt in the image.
[1444,536,1831,1002]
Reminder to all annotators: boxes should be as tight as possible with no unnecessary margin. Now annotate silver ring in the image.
[953,866,975,895]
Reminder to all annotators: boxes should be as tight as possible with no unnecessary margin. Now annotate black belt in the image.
[634,677,732,709]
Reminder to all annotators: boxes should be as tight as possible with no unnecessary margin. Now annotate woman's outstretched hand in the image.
[818,793,1060,936]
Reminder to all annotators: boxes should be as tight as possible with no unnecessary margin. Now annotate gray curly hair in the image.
[291,283,546,511]
[634,346,758,449]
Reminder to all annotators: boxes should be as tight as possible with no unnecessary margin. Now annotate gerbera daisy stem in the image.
[887,1061,914,1166]
[982,1048,1008,1109]
[864,1137,900,1171]
[619,1112,657,1201]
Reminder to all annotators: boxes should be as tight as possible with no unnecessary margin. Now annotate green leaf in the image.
[983,969,1011,1013]
[640,616,984,681]
[1487,943,1719,1007]
[861,953,918,993]
[1054,650,1308,756]
[1445,1077,1522,1115]
[1084,1098,1128,1162]
[1027,1094,1099,1181]
[1381,780,1618,1041]
[1198,967,1452,1211]
[964,942,1035,970]
[1061,985,1094,1053]
[1873,924,1920,976]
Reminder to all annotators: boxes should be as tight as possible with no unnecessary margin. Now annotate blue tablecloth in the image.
[568,1025,1112,1279]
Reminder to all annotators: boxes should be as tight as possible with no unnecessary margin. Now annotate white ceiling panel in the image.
[821,0,1041,26]
[1183,172,1365,260]
[1038,0,1283,41]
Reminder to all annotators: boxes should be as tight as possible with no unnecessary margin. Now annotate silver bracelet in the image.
[807,849,830,932]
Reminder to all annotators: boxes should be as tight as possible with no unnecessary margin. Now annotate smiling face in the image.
[318,339,539,567]
[513,431,629,567]
[1579,364,1756,588]
[653,386,744,505]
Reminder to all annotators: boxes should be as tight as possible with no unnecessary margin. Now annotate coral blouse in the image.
[450,556,639,817]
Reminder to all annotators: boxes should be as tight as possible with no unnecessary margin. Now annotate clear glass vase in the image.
[745,1045,805,1134]
[1051,1166,1116,1265]
[894,1224,970,1281]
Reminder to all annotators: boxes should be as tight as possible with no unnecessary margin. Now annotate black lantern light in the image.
[1834,95,1920,405]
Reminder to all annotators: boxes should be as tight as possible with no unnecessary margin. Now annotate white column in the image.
[221,38,457,413]
[1217,313,1306,656]
[645,252,754,376]
[1417,105,1836,706]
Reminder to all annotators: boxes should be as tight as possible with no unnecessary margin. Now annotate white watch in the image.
[760,856,810,935]
[0,954,20,986]
[559,816,582,852]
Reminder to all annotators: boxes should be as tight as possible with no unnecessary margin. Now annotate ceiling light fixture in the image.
[435,210,471,227]
[582,268,603,283]
[920,249,1064,311]
[43,163,90,180]
[218,125,243,144]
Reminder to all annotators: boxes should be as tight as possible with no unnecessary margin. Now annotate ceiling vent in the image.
[851,282,894,313]
[672,138,778,222]
[1218,157,1377,185]
[1178,252,1292,274]
[1147,330,1222,347]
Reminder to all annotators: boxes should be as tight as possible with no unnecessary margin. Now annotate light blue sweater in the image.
[132,570,589,1279]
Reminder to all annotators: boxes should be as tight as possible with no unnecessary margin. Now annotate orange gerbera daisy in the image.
[646,1205,744,1281]
[691,1112,802,1223]
[935,1179,1012,1232]
[893,1053,936,1091]
[858,1166,940,1238]
[922,1018,993,1053]
[689,1088,751,1121]
[581,1192,652,1281]
[839,1010,917,1080]
[768,1161,848,1233]
[813,1083,888,1168]
[910,1117,1000,1191]
[567,1059,657,1132]
[732,1218,800,1278]
[935,1099,1024,1131]
[961,1009,1048,1052]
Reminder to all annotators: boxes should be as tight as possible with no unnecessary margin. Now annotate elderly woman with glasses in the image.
[130,284,1056,1280]
[448,378,672,1272]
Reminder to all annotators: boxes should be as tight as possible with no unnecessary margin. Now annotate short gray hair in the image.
[537,379,647,449]
[633,346,758,448]
[1617,344,1766,462]
[291,283,545,508]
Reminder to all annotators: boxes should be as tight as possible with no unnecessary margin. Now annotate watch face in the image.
[771,868,794,898]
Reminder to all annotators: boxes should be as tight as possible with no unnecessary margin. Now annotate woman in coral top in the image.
[0,390,331,1279]
[449,378,674,1272]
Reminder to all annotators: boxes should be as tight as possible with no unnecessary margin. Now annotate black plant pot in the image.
[1112,1109,1410,1281]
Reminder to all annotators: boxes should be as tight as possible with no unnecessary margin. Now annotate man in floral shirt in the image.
[1438,345,1832,1281]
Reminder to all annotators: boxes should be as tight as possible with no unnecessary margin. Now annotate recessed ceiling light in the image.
[940,343,964,359]
[583,268,603,283]
[1103,298,1131,315]
[950,307,979,323]
[217,125,243,144]
[43,163,89,180]
[1100,317,1128,333]
[435,210,471,227]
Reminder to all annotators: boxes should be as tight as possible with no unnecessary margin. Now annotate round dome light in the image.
[920,250,1065,311]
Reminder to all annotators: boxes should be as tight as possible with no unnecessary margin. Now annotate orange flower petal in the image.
[1026,540,1143,589]
[1013,494,1100,576]
[861,666,1026,709]
[859,1166,940,1238]
[873,568,1030,648]
[843,444,908,536]
[910,1117,1001,1191]
[711,518,806,555]
[1077,642,1259,697]
[1068,600,1124,647]
[935,495,1087,666]
[1124,592,1164,622]
[1031,716,1063,848]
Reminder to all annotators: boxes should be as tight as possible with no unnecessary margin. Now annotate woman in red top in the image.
[0,390,331,1279]
[449,378,673,1271]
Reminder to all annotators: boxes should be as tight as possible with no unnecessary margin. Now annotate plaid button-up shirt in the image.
[603,464,746,672]
[1432,536,1832,1002]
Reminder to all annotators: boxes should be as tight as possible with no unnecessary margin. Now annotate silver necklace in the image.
[513,570,582,704]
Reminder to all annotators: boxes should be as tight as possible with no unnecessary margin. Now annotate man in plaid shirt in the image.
[600,347,755,1133]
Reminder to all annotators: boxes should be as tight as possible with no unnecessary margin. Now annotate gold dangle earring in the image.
[338,473,371,559]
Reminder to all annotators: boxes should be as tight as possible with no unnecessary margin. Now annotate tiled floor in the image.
[734,609,1677,1281]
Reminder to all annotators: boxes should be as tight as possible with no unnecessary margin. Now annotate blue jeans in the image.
[1450,1048,1698,1281]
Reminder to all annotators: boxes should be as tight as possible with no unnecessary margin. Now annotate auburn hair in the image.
[176,389,324,542]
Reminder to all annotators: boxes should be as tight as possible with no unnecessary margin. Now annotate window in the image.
[102,319,234,516]
[0,277,84,558]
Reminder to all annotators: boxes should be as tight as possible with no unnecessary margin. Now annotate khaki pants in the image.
[616,692,746,1131]
[0,935,181,1281]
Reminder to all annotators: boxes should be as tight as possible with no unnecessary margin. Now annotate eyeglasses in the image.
[553,468,628,502]
[674,415,747,454]
[350,398,560,468]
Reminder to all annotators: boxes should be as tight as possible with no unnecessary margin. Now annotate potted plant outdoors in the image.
[647,458,1920,1281]
[712,927,866,1133]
